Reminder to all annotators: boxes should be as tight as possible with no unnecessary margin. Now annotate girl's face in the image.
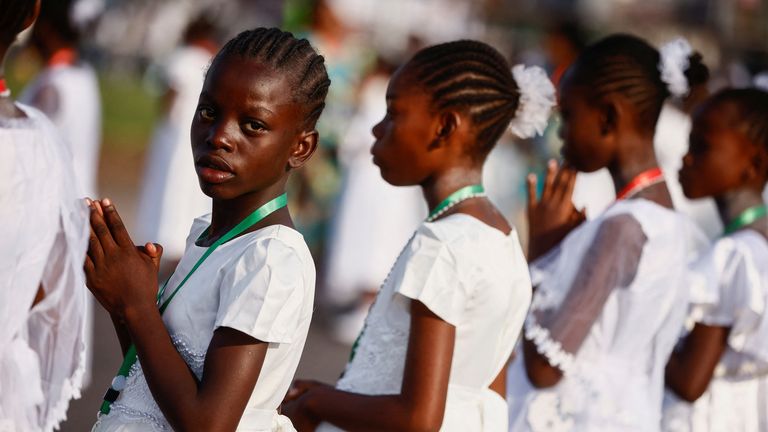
[679,101,761,199]
[557,79,616,172]
[370,66,442,186]
[191,56,308,200]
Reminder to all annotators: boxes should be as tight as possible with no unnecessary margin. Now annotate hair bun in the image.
[684,52,709,89]
[508,64,556,139]
[659,37,700,97]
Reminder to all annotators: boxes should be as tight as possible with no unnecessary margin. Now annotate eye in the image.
[243,120,266,133]
[198,107,215,121]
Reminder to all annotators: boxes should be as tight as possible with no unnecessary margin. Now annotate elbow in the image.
[668,382,707,403]
[403,414,444,432]
[526,367,562,389]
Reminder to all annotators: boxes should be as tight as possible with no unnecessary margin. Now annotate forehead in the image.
[387,65,428,101]
[203,56,299,113]
[692,100,742,133]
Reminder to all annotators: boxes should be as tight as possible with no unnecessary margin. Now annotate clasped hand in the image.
[84,198,162,321]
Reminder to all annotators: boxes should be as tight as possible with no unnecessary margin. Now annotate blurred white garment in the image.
[662,230,768,432]
[508,199,700,431]
[570,103,722,238]
[135,45,212,259]
[320,214,532,431]
[21,61,102,197]
[323,74,423,307]
[0,104,89,432]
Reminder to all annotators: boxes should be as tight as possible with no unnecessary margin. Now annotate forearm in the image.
[110,313,132,356]
[123,306,205,430]
[305,387,430,432]
[522,337,563,388]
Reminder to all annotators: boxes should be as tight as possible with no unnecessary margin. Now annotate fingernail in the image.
[102,198,112,207]
[527,174,536,182]
[85,198,92,205]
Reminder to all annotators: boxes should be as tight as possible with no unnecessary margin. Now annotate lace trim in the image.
[103,403,169,431]
[524,314,575,374]
[43,339,86,431]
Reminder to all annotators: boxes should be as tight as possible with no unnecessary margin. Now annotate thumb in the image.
[145,243,164,267]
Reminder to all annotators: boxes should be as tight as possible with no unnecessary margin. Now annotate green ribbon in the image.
[99,193,288,415]
[427,184,485,221]
[723,204,768,235]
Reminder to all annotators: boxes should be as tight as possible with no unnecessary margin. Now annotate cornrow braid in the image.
[567,34,708,133]
[407,40,521,160]
[214,27,331,129]
[711,88,768,155]
[0,0,36,43]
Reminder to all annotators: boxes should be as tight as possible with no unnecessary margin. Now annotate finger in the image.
[90,201,117,251]
[100,198,133,247]
[87,224,104,263]
[94,200,104,216]
[84,254,95,277]
[147,243,163,269]
[561,166,579,201]
[526,174,538,208]
[541,159,558,200]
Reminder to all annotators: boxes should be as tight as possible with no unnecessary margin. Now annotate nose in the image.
[682,152,693,167]
[207,120,235,152]
[371,117,385,140]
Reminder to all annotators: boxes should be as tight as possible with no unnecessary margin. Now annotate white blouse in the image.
[663,229,768,432]
[0,104,89,432]
[93,216,316,432]
[319,214,532,431]
[508,199,699,432]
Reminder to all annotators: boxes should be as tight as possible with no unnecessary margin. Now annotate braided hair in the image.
[36,0,80,44]
[406,40,521,160]
[709,88,768,154]
[566,34,708,133]
[0,0,37,43]
[213,27,331,129]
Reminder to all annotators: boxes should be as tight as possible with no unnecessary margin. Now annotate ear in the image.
[431,110,461,148]
[598,97,620,137]
[287,130,318,170]
[746,149,768,183]
[21,0,41,32]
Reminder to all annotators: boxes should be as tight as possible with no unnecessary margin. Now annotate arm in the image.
[84,199,268,431]
[285,300,455,432]
[665,323,729,402]
[523,214,646,388]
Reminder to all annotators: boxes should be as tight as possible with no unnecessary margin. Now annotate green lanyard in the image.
[99,193,288,415]
[347,184,485,364]
[723,204,768,235]
[426,184,486,222]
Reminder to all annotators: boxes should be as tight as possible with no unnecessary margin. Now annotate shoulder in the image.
[228,225,314,276]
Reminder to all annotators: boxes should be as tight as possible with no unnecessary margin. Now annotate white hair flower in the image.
[658,37,693,97]
[508,64,556,139]
[754,72,768,92]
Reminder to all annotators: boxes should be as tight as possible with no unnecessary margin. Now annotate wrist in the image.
[122,301,159,328]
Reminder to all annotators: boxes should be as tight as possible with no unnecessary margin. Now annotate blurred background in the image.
[6,0,767,429]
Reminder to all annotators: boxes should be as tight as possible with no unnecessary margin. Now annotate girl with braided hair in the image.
[283,39,552,431]
[0,0,90,430]
[506,34,708,431]
[664,88,768,431]
[87,27,330,431]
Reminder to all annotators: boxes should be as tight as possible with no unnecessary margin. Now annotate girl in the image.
[85,28,330,431]
[507,34,706,431]
[283,40,551,431]
[0,0,90,430]
[664,88,768,431]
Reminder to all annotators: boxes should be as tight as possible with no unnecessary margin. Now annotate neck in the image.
[714,188,765,229]
[208,181,287,238]
[421,166,483,212]
[607,135,660,194]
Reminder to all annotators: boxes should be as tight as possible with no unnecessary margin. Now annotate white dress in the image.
[662,229,768,432]
[508,199,698,432]
[92,216,316,432]
[20,62,102,198]
[319,214,533,431]
[0,104,89,432]
[135,45,212,259]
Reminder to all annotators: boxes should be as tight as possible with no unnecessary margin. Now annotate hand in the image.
[526,160,586,260]
[284,379,328,404]
[84,198,159,320]
[282,396,321,432]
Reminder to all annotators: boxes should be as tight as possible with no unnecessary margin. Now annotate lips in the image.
[195,154,235,184]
